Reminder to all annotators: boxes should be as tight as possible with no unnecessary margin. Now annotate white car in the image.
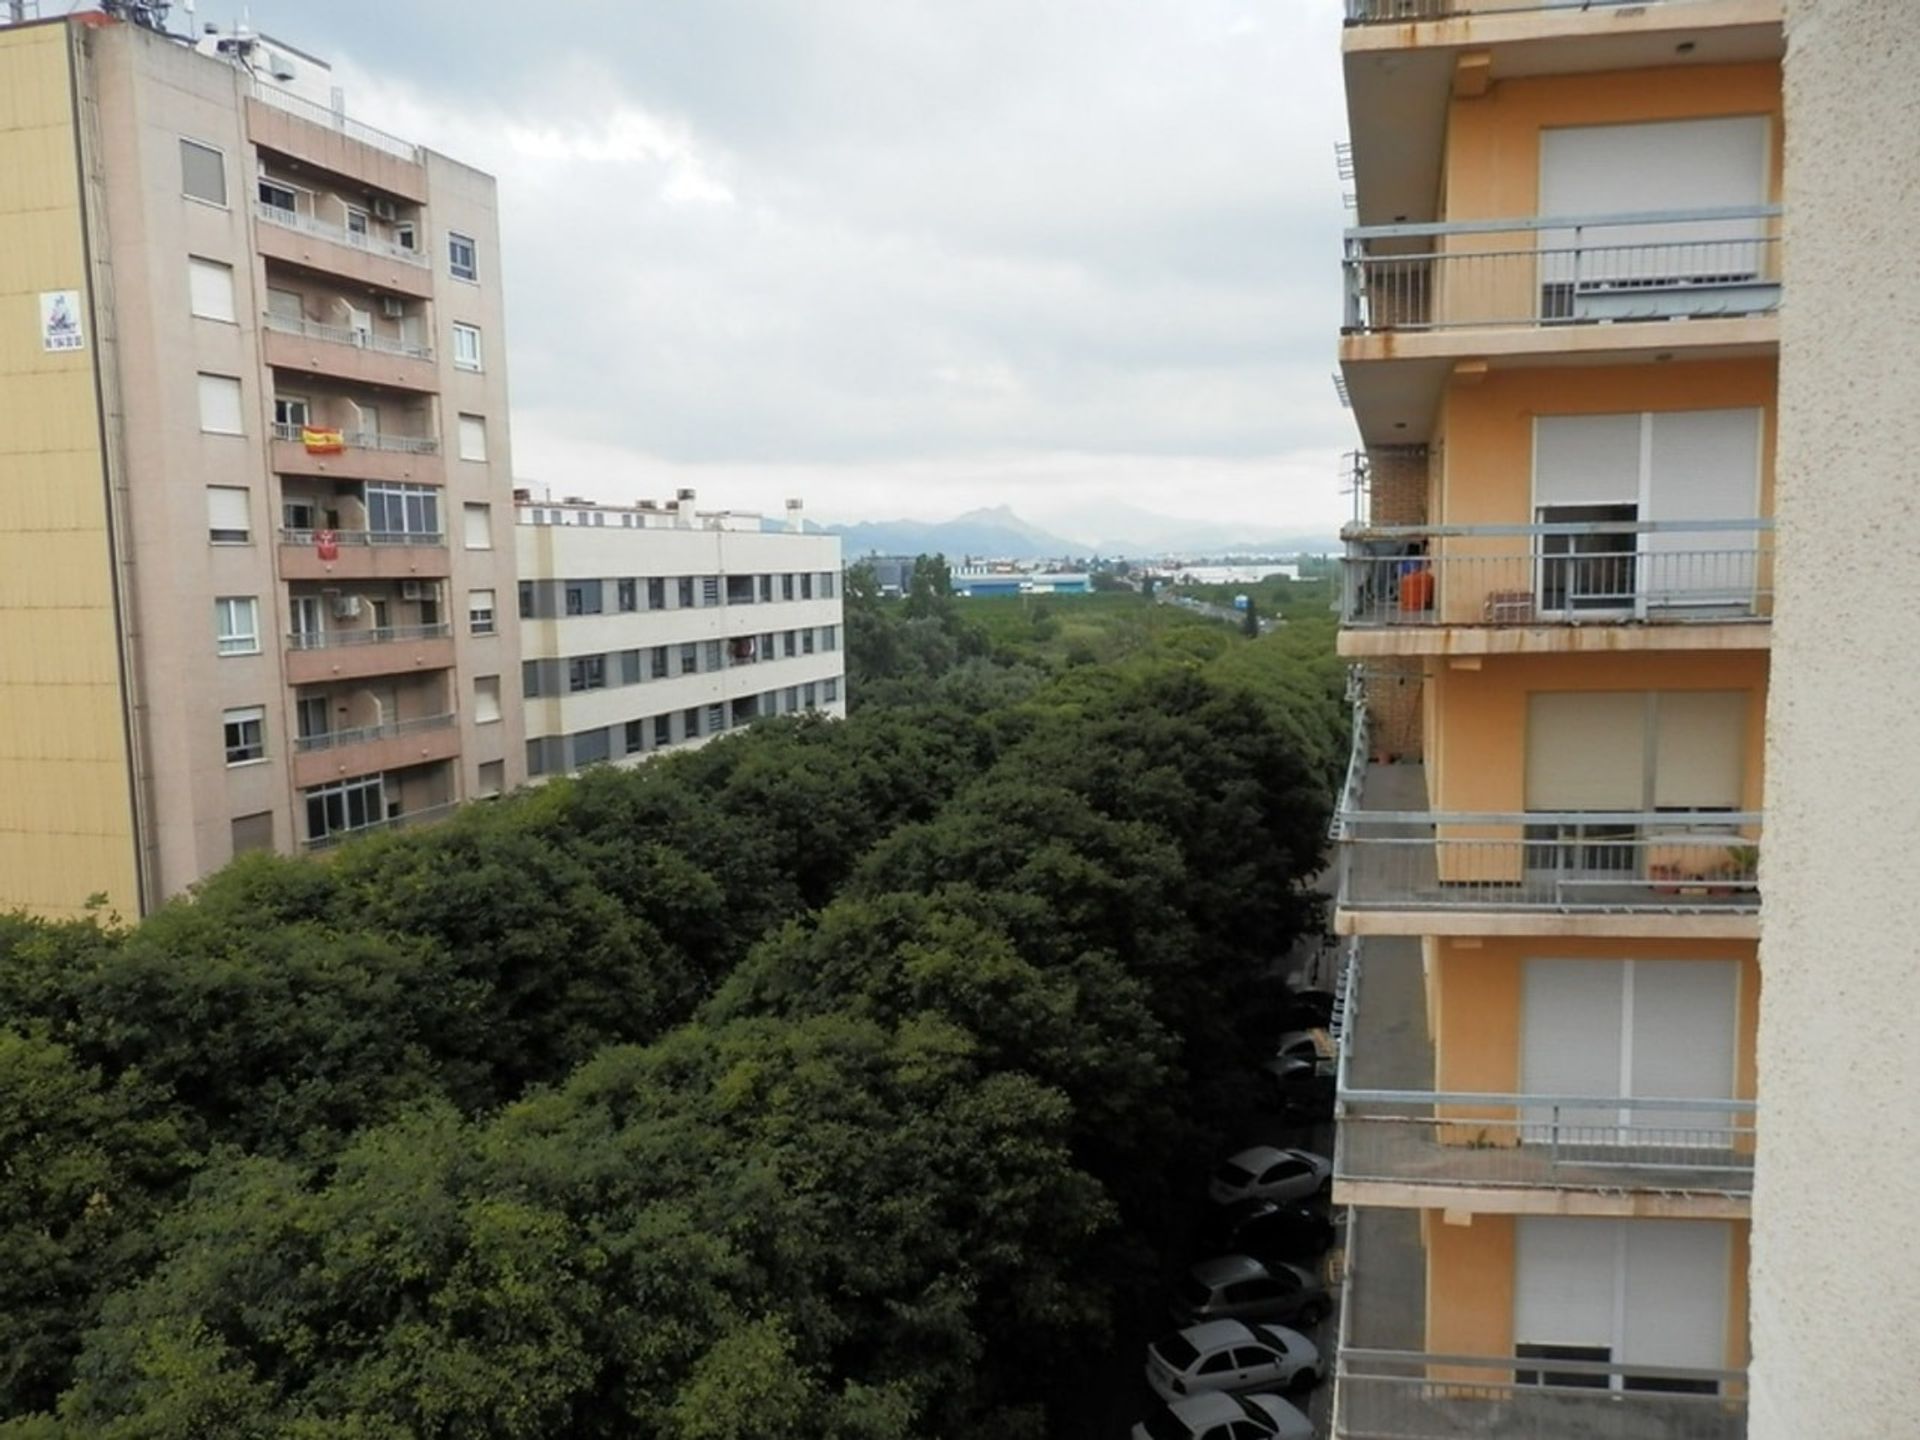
[1144,1319,1322,1403]
[1208,1146,1332,1206]
[1131,1389,1313,1440]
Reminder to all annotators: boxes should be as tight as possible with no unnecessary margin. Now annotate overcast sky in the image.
[213,0,1353,537]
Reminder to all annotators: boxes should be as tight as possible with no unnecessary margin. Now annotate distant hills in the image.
[819,503,1336,561]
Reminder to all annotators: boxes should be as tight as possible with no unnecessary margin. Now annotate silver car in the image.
[1131,1389,1313,1440]
[1207,1146,1332,1206]
[1145,1319,1322,1403]
[1171,1254,1329,1328]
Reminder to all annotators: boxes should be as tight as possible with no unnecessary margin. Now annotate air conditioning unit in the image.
[331,594,362,620]
[380,296,405,319]
[400,581,427,601]
[372,196,397,221]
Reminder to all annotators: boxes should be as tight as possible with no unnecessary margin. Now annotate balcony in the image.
[270,421,443,486]
[291,712,459,788]
[1345,0,1762,21]
[261,313,437,393]
[277,527,450,582]
[1340,520,1772,655]
[283,622,454,685]
[253,201,434,299]
[304,801,457,853]
[246,80,427,201]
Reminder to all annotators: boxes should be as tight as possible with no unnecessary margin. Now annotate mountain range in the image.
[818,504,1336,561]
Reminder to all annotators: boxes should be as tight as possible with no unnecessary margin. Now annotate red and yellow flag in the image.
[301,426,345,454]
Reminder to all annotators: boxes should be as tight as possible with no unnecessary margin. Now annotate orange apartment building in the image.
[0,13,524,919]
[1329,3,1784,1437]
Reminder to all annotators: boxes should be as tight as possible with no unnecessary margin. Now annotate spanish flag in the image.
[301,426,345,455]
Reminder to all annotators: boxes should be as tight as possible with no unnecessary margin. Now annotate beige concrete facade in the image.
[1750,3,1920,1436]
[0,15,523,917]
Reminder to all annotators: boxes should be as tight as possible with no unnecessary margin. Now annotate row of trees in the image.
[1,589,1343,1438]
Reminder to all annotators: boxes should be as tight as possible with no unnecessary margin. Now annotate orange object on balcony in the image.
[1398,565,1434,613]
[301,426,345,454]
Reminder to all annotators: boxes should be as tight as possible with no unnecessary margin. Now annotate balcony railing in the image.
[305,801,457,852]
[1342,520,1772,628]
[271,421,440,455]
[1335,1352,1746,1440]
[286,622,451,651]
[262,311,433,361]
[250,79,422,164]
[279,527,445,548]
[1338,810,1761,914]
[1343,207,1781,332]
[294,712,456,755]
[1345,0,1734,21]
[254,200,430,268]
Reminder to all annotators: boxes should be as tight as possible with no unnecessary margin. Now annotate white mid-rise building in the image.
[514,493,846,776]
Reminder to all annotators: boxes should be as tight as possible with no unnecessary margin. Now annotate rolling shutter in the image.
[1651,692,1747,809]
[1525,692,1646,810]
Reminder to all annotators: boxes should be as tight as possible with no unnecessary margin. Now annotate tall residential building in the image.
[515,493,846,777]
[0,13,524,920]
[1330,2,1782,1436]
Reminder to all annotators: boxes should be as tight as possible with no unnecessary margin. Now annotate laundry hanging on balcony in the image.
[301,426,345,454]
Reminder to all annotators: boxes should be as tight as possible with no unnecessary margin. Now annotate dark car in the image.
[1280,987,1337,1031]
[1257,1057,1335,1123]
[1211,1199,1336,1265]
[1171,1255,1330,1329]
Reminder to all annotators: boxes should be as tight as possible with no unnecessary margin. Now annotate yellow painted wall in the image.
[1427,1212,1752,1375]
[0,22,141,920]
[1444,64,1785,222]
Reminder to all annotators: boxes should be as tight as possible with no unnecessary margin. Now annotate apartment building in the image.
[516,493,846,777]
[0,13,523,920]
[1328,2,1783,1436]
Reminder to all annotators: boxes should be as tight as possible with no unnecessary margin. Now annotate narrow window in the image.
[448,231,478,281]
[180,138,227,205]
[222,705,266,764]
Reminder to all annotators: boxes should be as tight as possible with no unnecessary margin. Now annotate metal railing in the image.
[1346,0,1738,21]
[1342,520,1772,628]
[253,200,430,268]
[250,79,422,164]
[294,712,456,755]
[1337,811,1761,914]
[278,527,445,548]
[1336,1351,1746,1440]
[305,801,457,852]
[271,420,440,455]
[1336,1090,1756,1196]
[1334,669,1371,839]
[1344,207,1781,332]
[262,311,433,361]
[286,622,451,651]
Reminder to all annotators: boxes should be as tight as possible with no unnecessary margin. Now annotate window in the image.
[677,577,695,608]
[822,625,839,651]
[223,705,266,765]
[684,707,702,739]
[702,576,721,607]
[706,703,726,735]
[678,643,698,675]
[198,374,245,434]
[476,760,505,798]
[620,649,641,684]
[365,483,440,538]
[803,682,818,709]
[395,222,416,252]
[457,414,488,462]
[345,206,369,238]
[187,257,235,321]
[468,589,496,636]
[759,574,773,603]
[452,322,482,371]
[522,660,542,698]
[801,573,814,600]
[474,674,502,724]
[230,812,273,854]
[624,719,645,755]
[288,596,323,645]
[518,581,535,620]
[305,775,384,843]
[617,579,637,612]
[802,629,816,655]
[448,231,478,281]
[783,686,799,712]
[653,714,672,747]
[206,486,251,544]
[650,645,669,679]
[452,503,489,551]
[821,571,837,599]
[295,696,330,742]
[702,640,722,671]
[647,577,666,610]
[283,499,319,533]
[274,395,310,429]
[824,677,839,703]
[571,729,610,767]
[783,631,797,658]
[180,138,226,205]
[257,177,297,214]
[569,655,607,692]
[214,597,259,656]
[782,573,795,601]
[564,580,602,616]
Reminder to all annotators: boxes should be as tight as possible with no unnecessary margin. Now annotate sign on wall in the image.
[40,291,85,352]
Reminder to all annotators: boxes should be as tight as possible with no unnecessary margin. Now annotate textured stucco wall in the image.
[1751,3,1920,1435]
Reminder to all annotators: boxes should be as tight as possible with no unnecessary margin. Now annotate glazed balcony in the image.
[261,312,437,393]
[276,526,450,582]
[291,711,459,789]
[253,201,434,299]
[270,421,442,486]
[304,801,457,853]
[283,622,454,685]
[1343,207,1781,338]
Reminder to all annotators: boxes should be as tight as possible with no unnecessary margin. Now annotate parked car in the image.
[1209,1146,1332,1206]
[1145,1319,1322,1402]
[1171,1254,1330,1328]
[1274,1030,1324,1063]
[1210,1198,1336,1265]
[1257,1057,1335,1123]
[1131,1389,1314,1440]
